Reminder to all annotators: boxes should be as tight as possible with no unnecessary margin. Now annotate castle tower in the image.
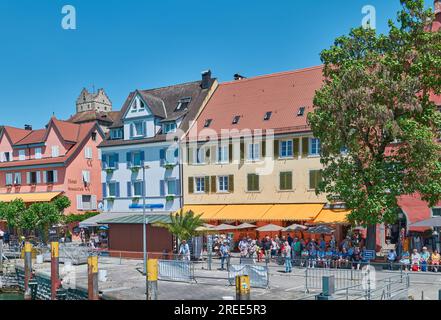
[76,88,112,113]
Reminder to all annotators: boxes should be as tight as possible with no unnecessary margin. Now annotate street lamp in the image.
[142,165,150,275]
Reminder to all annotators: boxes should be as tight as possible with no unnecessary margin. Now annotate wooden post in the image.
[235,275,250,300]
[24,242,32,300]
[51,241,60,300]
[88,255,99,300]
[147,259,158,300]
[0,239,3,272]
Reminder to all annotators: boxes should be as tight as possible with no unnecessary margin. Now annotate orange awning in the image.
[180,205,226,220]
[262,204,324,221]
[0,192,63,203]
[212,205,273,221]
[313,209,351,224]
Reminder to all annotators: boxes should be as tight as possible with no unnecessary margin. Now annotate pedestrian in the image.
[411,249,421,271]
[219,241,230,270]
[3,230,9,248]
[400,250,410,271]
[430,249,440,272]
[179,240,191,261]
[292,237,301,264]
[287,233,293,247]
[263,236,271,263]
[420,247,430,272]
[301,247,309,267]
[387,249,397,270]
[282,241,292,273]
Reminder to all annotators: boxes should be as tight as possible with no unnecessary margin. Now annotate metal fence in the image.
[228,264,269,289]
[158,259,195,283]
[305,267,365,293]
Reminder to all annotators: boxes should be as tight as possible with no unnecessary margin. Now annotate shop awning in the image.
[212,205,273,221]
[97,214,172,225]
[0,192,63,203]
[313,209,351,224]
[262,204,324,221]
[180,205,226,220]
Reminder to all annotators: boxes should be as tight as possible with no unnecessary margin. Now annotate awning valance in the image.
[313,209,351,224]
[263,204,324,221]
[180,205,226,220]
[212,205,273,221]
[0,192,63,203]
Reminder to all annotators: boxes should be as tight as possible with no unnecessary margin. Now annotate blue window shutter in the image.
[141,181,145,196]
[160,149,165,165]
[102,155,108,169]
[176,179,181,195]
[102,183,107,198]
[116,182,120,197]
[127,182,132,197]
[141,151,145,162]
[126,152,132,168]
[174,148,179,158]
[160,180,165,196]
[115,153,120,169]
[130,123,134,137]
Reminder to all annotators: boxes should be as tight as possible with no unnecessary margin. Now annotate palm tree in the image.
[158,209,204,253]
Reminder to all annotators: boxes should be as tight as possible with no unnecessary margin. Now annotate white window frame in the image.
[165,148,177,165]
[133,181,143,197]
[108,182,118,197]
[279,140,293,158]
[217,145,228,164]
[247,142,260,161]
[85,147,93,159]
[195,147,206,165]
[82,170,91,185]
[163,122,177,134]
[309,138,321,156]
[35,148,42,159]
[218,176,229,193]
[5,173,13,186]
[51,146,60,158]
[133,122,144,137]
[18,150,26,161]
[14,172,21,185]
[195,177,205,193]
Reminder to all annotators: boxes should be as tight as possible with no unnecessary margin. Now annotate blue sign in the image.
[129,203,165,210]
[363,250,376,260]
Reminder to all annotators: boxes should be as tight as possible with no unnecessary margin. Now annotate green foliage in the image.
[53,196,71,213]
[158,210,204,242]
[63,212,100,224]
[308,0,441,247]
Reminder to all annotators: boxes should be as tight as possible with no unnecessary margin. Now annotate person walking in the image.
[282,241,292,273]
[179,240,191,261]
[219,241,230,270]
[263,236,272,263]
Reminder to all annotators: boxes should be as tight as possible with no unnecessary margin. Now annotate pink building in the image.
[0,117,104,214]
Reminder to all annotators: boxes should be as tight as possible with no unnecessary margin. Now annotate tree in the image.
[3,199,26,233]
[24,203,62,243]
[158,210,204,252]
[308,0,441,250]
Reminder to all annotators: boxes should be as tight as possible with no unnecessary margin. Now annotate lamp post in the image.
[142,165,150,275]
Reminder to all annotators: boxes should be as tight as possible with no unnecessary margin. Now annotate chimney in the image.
[436,0,441,22]
[24,124,32,131]
[234,74,246,81]
[201,70,212,89]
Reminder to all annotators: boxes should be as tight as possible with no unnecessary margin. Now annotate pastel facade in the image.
[0,117,105,214]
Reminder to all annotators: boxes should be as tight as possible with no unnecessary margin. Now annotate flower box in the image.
[165,195,175,202]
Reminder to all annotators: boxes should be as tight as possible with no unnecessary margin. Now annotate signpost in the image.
[363,250,376,261]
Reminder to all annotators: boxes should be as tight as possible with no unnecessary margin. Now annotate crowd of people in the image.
[389,247,440,272]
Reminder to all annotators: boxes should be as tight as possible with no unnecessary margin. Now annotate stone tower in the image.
[76,88,112,113]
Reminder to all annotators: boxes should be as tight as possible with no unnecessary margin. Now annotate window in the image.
[167,180,177,195]
[133,122,145,137]
[35,148,42,159]
[217,145,228,163]
[19,150,26,161]
[81,195,93,210]
[133,181,143,197]
[110,129,123,140]
[309,138,321,156]
[28,172,40,185]
[176,97,191,111]
[247,174,260,192]
[139,99,145,110]
[51,146,59,158]
[132,151,142,167]
[13,172,21,185]
[108,182,118,197]
[166,148,177,164]
[247,143,260,161]
[91,132,97,141]
[195,177,205,193]
[45,170,57,184]
[297,106,306,117]
[218,176,229,192]
[264,112,272,121]
[204,119,212,128]
[3,152,11,162]
[82,171,91,185]
[232,116,240,124]
[196,147,205,164]
[85,147,93,159]
[432,208,441,217]
[163,122,177,134]
[279,172,293,190]
[107,154,118,169]
[309,170,322,190]
[5,173,13,186]
[280,140,293,158]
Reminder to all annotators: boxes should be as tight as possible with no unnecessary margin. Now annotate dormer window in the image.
[110,128,123,140]
[176,97,191,111]
[297,106,306,117]
[264,112,272,121]
[163,122,177,134]
[204,119,213,128]
[232,116,240,125]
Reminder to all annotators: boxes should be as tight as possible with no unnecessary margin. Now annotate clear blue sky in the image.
[0,0,436,128]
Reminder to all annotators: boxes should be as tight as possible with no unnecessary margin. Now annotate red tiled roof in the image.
[2,127,33,144]
[15,129,46,146]
[187,66,324,140]
[50,117,80,143]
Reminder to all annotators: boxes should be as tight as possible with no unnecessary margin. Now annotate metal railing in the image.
[157,259,195,283]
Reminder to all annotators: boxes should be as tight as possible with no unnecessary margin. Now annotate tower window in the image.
[297,107,305,117]
[264,112,272,121]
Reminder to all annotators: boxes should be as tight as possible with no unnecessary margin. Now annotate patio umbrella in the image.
[282,224,308,232]
[196,224,216,232]
[409,217,441,228]
[256,224,284,232]
[236,223,257,230]
[308,225,335,234]
[213,224,238,231]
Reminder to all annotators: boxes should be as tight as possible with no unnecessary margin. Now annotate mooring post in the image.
[50,241,60,300]
[24,242,32,300]
[147,259,158,300]
[235,275,250,300]
[88,255,99,300]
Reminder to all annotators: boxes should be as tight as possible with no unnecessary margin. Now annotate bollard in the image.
[439,289,441,300]
[316,276,335,300]
[24,242,32,300]
[147,259,158,300]
[235,275,250,300]
[51,241,60,300]
[88,255,99,300]
[0,239,3,272]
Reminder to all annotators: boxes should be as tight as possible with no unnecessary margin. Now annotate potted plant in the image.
[132,197,140,203]
[165,195,175,202]
[164,163,176,170]
[106,168,115,174]
[130,166,140,173]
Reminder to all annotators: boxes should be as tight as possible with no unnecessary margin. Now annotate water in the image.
[0,293,23,300]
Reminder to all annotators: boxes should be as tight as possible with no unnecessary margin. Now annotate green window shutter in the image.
[248,174,259,191]
[229,142,233,163]
[240,139,245,162]
[280,172,293,190]
[188,147,194,165]
[302,137,309,158]
[293,138,300,158]
[211,176,217,193]
[316,170,322,189]
[247,174,252,191]
[286,171,293,190]
[262,140,266,157]
[255,174,260,191]
[228,175,234,192]
[204,176,210,193]
[188,177,194,194]
[279,172,285,190]
[309,171,315,189]
[274,140,279,159]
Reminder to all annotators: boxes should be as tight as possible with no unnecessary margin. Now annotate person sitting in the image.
[430,250,440,272]
[387,249,397,270]
[331,248,340,268]
[400,251,411,271]
[300,248,309,268]
[420,247,430,272]
[338,248,349,269]
[411,249,421,272]
[317,248,326,268]
[351,247,362,270]
[308,246,317,268]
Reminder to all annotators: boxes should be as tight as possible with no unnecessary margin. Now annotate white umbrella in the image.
[236,223,257,230]
[256,224,284,232]
[213,224,238,231]
[282,224,308,232]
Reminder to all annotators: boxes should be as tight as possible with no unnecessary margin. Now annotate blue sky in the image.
[0,0,436,128]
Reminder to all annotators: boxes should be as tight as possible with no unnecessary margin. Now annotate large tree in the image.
[309,0,441,250]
